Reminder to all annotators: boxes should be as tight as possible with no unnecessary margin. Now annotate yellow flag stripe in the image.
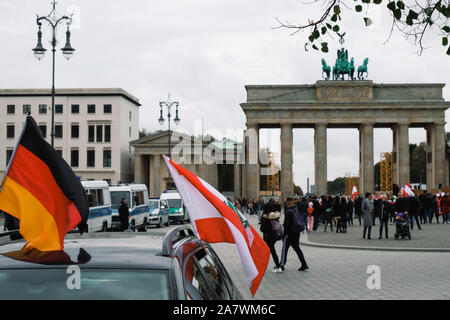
[0,177,61,251]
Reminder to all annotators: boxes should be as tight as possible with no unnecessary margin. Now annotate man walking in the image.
[378,195,391,239]
[119,198,130,231]
[408,195,422,230]
[280,198,309,271]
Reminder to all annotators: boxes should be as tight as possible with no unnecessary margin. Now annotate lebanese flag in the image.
[163,155,270,296]
[404,183,414,197]
[351,186,358,201]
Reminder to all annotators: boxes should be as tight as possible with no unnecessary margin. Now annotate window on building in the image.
[6,150,13,165]
[104,104,112,114]
[39,104,47,114]
[103,149,112,168]
[104,125,111,142]
[71,149,79,167]
[7,105,15,114]
[23,105,31,114]
[96,125,103,142]
[87,104,96,114]
[71,124,79,139]
[87,150,95,167]
[55,105,63,114]
[6,125,15,139]
[129,111,132,122]
[39,125,47,138]
[71,104,79,114]
[129,127,132,138]
[88,125,95,142]
[55,125,63,139]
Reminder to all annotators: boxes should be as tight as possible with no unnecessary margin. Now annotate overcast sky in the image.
[0,0,449,192]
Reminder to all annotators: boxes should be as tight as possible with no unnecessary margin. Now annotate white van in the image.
[81,180,112,232]
[160,190,189,224]
[110,184,149,231]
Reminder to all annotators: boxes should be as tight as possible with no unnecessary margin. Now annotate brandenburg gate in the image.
[240,80,449,200]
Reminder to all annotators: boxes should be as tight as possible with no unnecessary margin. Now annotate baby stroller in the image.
[394,212,411,240]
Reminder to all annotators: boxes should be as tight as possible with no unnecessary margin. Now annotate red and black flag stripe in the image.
[0,115,88,252]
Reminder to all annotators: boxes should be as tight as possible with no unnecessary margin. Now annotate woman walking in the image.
[307,201,314,232]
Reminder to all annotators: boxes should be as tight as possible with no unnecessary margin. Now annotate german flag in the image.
[0,116,88,252]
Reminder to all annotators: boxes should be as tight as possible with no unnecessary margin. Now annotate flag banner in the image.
[351,186,358,201]
[404,183,414,197]
[0,116,88,252]
[163,155,270,296]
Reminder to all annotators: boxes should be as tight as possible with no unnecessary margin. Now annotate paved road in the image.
[307,218,450,249]
[211,214,450,300]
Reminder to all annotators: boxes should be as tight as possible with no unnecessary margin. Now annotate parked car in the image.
[149,198,170,228]
[160,190,189,224]
[0,226,243,300]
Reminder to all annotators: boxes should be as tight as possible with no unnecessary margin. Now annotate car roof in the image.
[81,180,109,189]
[0,231,195,270]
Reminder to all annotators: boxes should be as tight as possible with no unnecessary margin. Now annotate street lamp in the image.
[159,94,180,189]
[33,1,75,147]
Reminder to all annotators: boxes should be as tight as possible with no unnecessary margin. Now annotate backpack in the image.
[290,208,305,233]
[270,220,284,240]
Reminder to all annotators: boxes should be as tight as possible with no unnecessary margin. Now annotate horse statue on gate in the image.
[321,59,331,80]
[358,58,369,80]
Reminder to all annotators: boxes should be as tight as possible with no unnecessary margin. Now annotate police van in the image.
[160,190,189,224]
[81,180,112,232]
[110,184,149,231]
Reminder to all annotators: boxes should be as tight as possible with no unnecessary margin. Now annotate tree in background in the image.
[275,0,450,55]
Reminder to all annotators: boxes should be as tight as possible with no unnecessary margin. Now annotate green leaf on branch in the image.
[331,14,338,22]
[443,26,450,33]
[407,9,419,20]
[321,26,327,35]
[364,17,373,26]
[373,0,382,4]
[308,34,314,42]
[443,37,448,46]
[321,42,329,53]
[355,5,363,12]
[313,28,320,39]
[362,0,370,3]
[326,23,332,29]
[424,7,433,16]
[333,25,340,32]
[447,46,450,55]
[334,5,341,14]
[387,1,396,11]
[426,17,434,25]
[312,44,319,50]
[396,1,405,10]
[394,9,402,19]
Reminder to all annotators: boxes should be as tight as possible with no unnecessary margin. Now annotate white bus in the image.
[81,180,112,232]
[110,184,149,231]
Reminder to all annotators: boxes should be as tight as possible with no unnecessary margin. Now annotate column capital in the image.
[315,122,327,128]
[246,121,259,130]
[359,122,374,129]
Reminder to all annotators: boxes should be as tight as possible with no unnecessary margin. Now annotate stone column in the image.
[280,123,293,201]
[392,125,399,186]
[134,154,143,184]
[397,122,410,187]
[314,123,327,195]
[153,154,161,197]
[234,162,241,199]
[359,123,374,194]
[245,124,260,200]
[427,122,447,190]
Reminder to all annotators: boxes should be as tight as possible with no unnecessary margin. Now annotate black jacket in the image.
[283,206,299,235]
[379,201,392,221]
[395,197,409,213]
[119,202,129,222]
[408,197,420,215]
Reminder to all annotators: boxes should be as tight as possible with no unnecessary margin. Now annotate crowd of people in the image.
[236,190,450,273]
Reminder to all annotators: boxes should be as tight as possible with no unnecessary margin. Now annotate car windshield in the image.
[167,199,182,208]
[110,191,131,209]
[0,269,170,300]
[149,201,159,210]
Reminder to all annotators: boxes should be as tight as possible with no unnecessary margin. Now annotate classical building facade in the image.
[240,81,450,201]
[131,131,244,199]
[0,88,141,183]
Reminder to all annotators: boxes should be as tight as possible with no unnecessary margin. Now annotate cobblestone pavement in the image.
[307,218,450,249]
[211,214,450,300]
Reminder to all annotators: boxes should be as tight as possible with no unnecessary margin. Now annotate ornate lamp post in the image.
[158,94,180,189]
[33,1,75,147]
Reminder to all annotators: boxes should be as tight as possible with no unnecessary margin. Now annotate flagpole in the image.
[0,115,29,192]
